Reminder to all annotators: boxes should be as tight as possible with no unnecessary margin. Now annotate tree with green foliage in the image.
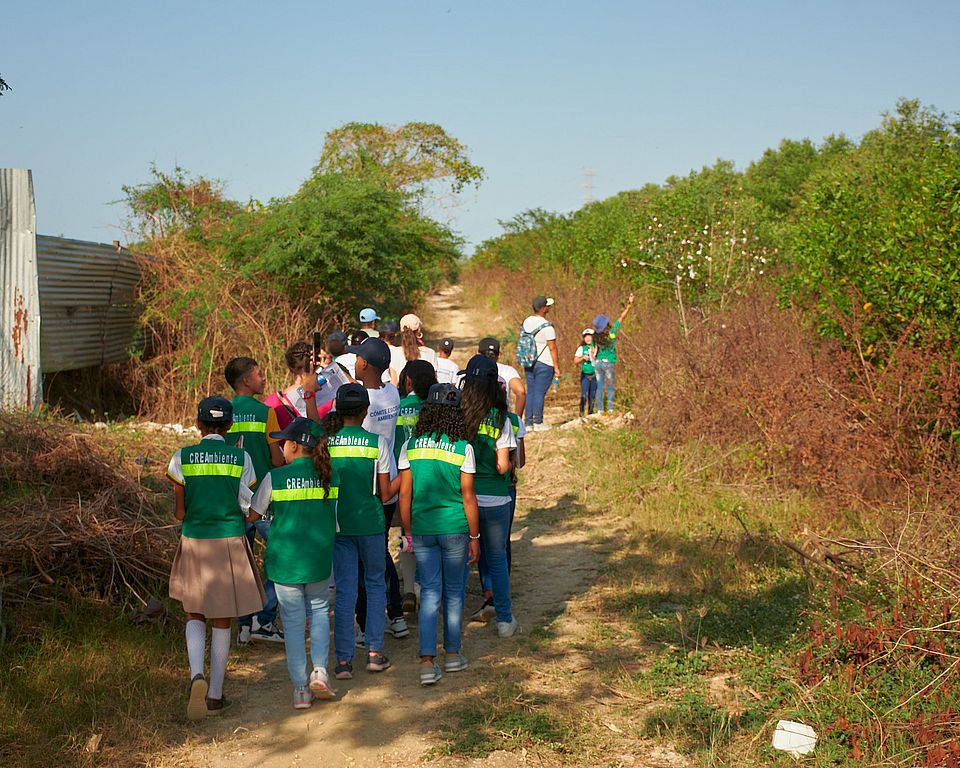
[785,99,960,347]
[315,121,484,197]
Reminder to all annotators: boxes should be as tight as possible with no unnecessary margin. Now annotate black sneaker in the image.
[205,695,232,716]
[250,620,284,643]
[334,660,353,680]
[366,651,391,673]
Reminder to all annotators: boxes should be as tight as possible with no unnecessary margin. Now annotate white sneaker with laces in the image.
[497,618,520,637]
[355,630,366,649]
[293,685,314,710]
[237,625,252,645]
[309,668,336,700]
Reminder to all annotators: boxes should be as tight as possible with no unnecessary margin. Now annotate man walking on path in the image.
[478,337,526,419]
[521,296,559,432]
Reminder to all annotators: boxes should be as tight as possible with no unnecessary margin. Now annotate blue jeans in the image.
[478,502,514,623]
[274,580,330,686]
[524,361,554,425]
[414,533,468,657]
[239,518,277,628]
[580,372,598,415]
[478,487,517,594]
[333,534,387,661]
[595,360,616,412]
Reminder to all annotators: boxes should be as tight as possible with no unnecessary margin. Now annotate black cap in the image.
[269,416,324,448]
[439,338,454,352]
[336,383,370,410]
[427,383,461,407]
[460,353,498,381]
[532,295,555,311]
[346,338,391,372]
[478,336,500,357]
[327,330,348,345]
[379,319,399,334]
[198,395,233,424]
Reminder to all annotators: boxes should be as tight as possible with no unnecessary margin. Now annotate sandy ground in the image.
[156,286,606,768]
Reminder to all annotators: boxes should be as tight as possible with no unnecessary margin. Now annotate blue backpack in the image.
[516,321,552,369]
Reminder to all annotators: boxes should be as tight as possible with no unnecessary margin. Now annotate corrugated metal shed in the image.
[0,169,43,409]
[36,235,141,372]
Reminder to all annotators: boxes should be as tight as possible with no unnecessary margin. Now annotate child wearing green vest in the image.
[398,383,480,686]
[167,396,265,721]
[574,328,598,416]
[394,360,437,609]
[323,384,399,679]
[250,417,339,710]
[224,357,285,645]
[460,355,519,638]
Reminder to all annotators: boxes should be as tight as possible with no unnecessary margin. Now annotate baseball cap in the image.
[582,327,595,336]
[359,308,381,323]
[269,417,324,448]
[478,337,501,357]
[460,353,498,381]
[426,383,461,407]
[327,330,348,345]
[439,338,455,353]
[198,395,232,424]
[593,314,610,333]
[346,337,391,372]
[379,319,399,334]
[336,383,370,410]
[532,295,555,311]
[400,313,422,332]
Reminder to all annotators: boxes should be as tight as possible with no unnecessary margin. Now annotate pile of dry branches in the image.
[0,415,174,606]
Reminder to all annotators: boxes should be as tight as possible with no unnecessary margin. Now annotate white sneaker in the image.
[497,618,520,637]
[533,423,552,432]
[309,668,336,700]
[237,625,252,645]
[355,630,366,649]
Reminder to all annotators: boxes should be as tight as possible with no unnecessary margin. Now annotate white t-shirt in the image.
[435,356,460,384]
[386,344,439,383]
[362,383,401,479]
[522,315,557,367]
[497,362,522,409]
[398,442,476,473]
[476,414,518,508]
[335,353,357,379]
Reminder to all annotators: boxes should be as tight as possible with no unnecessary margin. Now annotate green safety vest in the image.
[406,432,470,535]
[180,442,248,539]
[226,394,272,487]
[264,458,338,584]
[328,426,385,536]
[472,408,511,499]
[394,394,423,462]
[595,321,621,363]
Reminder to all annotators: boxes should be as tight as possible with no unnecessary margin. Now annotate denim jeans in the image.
[356,504,403,630]
[333,534,386,661]
[414,533,468,657]
[524,361,554,425]
[239,518,277,628]
[479,486,517,594]
[580,372,598,415]
[478,502,514,623]
[274,580,330,686]
[595,360,616,412]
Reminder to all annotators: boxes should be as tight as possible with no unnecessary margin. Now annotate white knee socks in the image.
[207,627,231,700]
[185,620,206,679]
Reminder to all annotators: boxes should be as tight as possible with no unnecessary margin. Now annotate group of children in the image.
[167,310,526,719]
[574,292,635,417]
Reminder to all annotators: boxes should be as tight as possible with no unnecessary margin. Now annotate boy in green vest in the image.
[224,357,285,644]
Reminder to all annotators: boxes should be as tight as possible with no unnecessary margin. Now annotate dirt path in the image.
[158,286,604,768]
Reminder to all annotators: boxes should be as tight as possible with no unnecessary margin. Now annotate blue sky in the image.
[2,1,958,253]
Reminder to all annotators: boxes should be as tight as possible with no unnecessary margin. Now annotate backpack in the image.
[516,320,552,369]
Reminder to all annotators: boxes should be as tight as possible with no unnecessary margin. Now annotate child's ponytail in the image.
[322,410,344,436]
[312,438,334,499]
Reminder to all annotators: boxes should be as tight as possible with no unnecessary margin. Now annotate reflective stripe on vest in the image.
[272,486,339,502]
[397,415,418,426]
[228,421,266,433]
[328,445,379,459]
[408,447,466,467]
[477,423,502,440]
[182,462,244,479]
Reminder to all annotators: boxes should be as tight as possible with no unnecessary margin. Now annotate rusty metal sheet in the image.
[36,236,141,372]
[0,169,43,410]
